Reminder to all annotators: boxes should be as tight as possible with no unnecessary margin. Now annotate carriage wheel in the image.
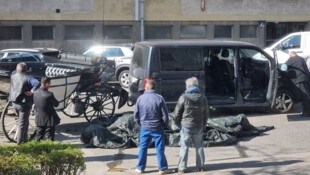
[1,101,36,143]
[83,92,116,122]
[62,92,89,117]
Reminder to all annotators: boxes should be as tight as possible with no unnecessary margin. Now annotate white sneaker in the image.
[135,169,143,174]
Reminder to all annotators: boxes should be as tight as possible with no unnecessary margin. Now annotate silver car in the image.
[83,45,133,88]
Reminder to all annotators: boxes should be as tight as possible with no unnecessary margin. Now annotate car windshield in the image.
[83,46,105,56]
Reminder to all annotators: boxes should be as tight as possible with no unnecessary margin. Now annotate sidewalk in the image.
[58,110,310,175]
[2,108,310,175]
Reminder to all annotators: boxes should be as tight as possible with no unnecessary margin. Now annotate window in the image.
[280,35,301,49]
[160,47,203,71]
[240,25,257,38]
[103,48,124,57]
[20,53,38,62]
[214,25,232,38]
[180,25,206,39]
[132,45,149,69]
[145,26,171,39]
[239,48,269,62]
[65,25,93,40]
[103,25,132,39]
[0,26,22,40]
[32,26,54,40]
[5,54,22,62]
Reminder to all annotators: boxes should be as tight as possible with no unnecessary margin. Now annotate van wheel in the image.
[118,70,129,88]
[272,90,294,113]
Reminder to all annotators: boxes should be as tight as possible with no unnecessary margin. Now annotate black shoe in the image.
[159,169,173,174]
[198,167,205,172]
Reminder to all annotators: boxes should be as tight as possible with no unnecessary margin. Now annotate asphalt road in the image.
[1,103,310,175]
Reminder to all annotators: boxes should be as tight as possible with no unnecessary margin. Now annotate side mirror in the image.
[279,64,288,72]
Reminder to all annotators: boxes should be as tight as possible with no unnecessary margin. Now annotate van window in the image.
[280,35,301,49]
[240,48,268,61]
[160,47,203,71]
[104,48,124,57]
[132,45,149,69]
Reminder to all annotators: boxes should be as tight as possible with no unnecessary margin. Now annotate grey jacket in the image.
[174,86,208,129]
[9,71,40,105]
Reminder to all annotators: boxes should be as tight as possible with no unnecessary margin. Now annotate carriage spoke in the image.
[89,111,97,121]
[7,124,17,135]
[85,108,95,113]
[101,110,109,117]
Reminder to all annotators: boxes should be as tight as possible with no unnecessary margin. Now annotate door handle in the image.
[194,73,201,77]
[296,51,303,53]
[152,72,161,79]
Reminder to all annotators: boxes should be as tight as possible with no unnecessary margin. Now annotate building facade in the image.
[0,0,309,53]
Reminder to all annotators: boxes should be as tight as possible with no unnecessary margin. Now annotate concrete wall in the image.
[0,0,309,21]
[0,0,309,53]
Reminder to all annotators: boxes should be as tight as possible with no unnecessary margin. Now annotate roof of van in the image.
[136,40,256,47]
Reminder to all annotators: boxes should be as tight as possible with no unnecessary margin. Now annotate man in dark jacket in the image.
[9,62,40,144]
[174,77,208,174]
[134,79,170,174]
[33,77,60,141]
[285,51,310,116]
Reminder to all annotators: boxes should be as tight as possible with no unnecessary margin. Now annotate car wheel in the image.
[118,70,129,88]
[272,90,294,113]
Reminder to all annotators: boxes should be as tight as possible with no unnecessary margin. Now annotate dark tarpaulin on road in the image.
[80,113,274,148]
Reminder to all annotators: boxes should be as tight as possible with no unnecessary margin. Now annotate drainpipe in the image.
[135,0,139,21]
[136,0,144,41]
[140,0,145,41]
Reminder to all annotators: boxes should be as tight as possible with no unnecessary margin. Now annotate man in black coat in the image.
[33,77,60,141]
[285,51,310,116]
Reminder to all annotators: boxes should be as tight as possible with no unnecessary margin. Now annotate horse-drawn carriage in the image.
[0,54,128,142]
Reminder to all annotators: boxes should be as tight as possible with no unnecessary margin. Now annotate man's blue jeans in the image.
[136,128,168,171]
[178,126,205,171]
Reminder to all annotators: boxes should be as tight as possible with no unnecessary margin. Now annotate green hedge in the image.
[0,140,86,175]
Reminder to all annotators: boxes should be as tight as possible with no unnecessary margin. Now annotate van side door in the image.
[238,47,278,105]
[158,47,205,107]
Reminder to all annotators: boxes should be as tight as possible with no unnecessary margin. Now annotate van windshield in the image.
[132,44,149,69]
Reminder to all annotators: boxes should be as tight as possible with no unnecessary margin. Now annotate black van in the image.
[128,40,279,112]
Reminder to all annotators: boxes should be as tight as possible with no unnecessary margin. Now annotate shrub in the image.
[0,140,86,175]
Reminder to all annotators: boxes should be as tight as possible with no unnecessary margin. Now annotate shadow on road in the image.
[207,159,303,171]
[287,114,310,121]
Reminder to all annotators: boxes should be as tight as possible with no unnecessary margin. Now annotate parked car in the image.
[83,45,133,88]
[128,40,299,113]
[0,48,60,77]
[0,48,61,96]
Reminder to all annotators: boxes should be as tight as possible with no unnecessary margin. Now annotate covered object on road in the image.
[80,113,274,149]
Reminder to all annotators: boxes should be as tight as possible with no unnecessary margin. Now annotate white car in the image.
[83,45,133,88]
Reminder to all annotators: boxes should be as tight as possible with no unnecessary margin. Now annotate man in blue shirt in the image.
[134,79,170,174]
[9,62,40,144]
